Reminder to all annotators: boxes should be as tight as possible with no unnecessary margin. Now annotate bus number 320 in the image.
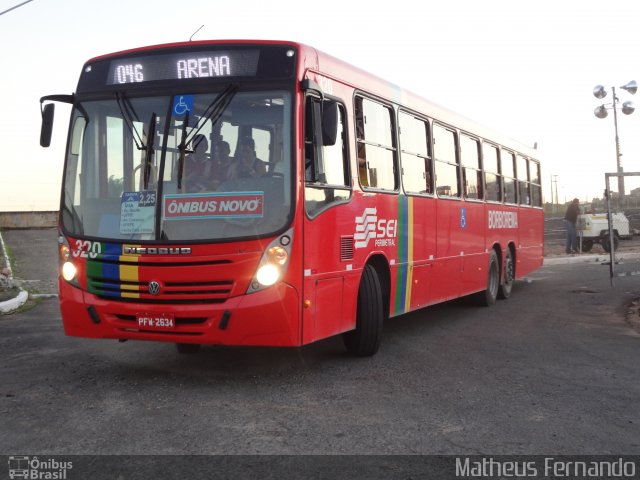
[72,240,102,259]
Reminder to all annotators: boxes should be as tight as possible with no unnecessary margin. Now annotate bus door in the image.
[301,92,352,344]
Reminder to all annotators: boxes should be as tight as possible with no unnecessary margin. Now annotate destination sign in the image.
[106,49,260,85]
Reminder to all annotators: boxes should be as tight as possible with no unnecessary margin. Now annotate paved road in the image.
[1,228,639,457]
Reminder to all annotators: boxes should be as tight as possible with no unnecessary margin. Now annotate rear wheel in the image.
[343,264,384,356]
[498,248,514,300]
[476,250,499,306]
[581,239,593,252]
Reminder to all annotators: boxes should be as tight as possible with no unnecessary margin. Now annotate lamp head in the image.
[621,80,637,95]
[622,101,635,115]
[594,105,608,119]
[593,85,607,99]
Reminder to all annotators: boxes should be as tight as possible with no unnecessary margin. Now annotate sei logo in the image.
[354,208,397,249]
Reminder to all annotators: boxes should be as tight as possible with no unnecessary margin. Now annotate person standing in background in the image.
[564,198,580,254]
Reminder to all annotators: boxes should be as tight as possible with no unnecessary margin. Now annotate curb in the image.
[0,231,29,314]
[543,252,640,266]
[0,289,28,314]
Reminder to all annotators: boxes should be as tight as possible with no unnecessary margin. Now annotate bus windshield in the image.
[61,87,292,242]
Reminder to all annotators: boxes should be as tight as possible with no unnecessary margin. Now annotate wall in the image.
[0,211,58,229]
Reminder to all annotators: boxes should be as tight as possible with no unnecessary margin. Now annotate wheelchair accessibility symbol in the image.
[173,95,193,116]
[460,207,467,229]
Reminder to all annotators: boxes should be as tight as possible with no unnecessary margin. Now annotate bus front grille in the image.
[87,276,235,304]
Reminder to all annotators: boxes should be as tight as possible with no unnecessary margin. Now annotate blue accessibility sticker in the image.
[460,207,467,229]
[172,95,194,116]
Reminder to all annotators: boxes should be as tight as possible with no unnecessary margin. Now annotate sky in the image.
[1,0,640,211]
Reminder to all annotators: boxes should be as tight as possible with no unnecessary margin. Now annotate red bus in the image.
[40,40,543,356]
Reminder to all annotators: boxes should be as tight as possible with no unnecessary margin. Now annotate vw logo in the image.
[148,281,161,295]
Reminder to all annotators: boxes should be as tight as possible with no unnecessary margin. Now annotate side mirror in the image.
[321,100,338,146]
[40,103,55,147]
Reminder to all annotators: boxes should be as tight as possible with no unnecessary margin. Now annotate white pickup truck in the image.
[576,205,631,253]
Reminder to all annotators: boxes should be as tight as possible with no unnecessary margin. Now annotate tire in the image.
[601,235,619,253]
[476,250,499,306]
[175,343,201,354]
[498,248,514,300]
[343,264,384,356]
[581,239,593,252]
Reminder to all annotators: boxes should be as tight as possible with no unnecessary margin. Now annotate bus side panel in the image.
[459,200,489,296]
[301,203,360,345]
[431,199,464,302]
[397,195,436,314]
[486,203,518,270]
[516,207,544,277]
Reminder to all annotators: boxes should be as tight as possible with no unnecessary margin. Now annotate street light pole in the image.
[611,86,625,197]
[593,80,636,205]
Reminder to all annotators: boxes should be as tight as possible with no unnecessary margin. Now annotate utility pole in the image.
[551,175,559,205]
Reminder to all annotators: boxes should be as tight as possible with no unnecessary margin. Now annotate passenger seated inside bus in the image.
[228,136,267,179]
[208,140,233,188]
[183,134,210,192]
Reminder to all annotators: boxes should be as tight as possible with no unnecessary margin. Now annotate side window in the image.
[399,111,432,195]
[460,134,482,200]
[483,143,501,202]
[305,96,350,217]
[433,124,459,197]
[502,150,517,204]
[517,154,531,206]
[530,161,542,206]
[356,96,397,191]
[251,128,272,165]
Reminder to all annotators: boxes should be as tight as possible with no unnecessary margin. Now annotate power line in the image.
[0,0,33,17]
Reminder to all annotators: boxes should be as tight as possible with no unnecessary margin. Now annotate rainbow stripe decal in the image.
[85,243,141,298]
[393,196,414,315]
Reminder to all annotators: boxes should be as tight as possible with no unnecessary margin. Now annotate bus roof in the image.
[84,38,539,160]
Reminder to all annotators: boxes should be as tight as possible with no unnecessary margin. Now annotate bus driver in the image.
[228,137,267,179]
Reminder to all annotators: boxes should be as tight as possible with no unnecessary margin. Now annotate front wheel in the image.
[343,264,384,356]
[498,248,514,300]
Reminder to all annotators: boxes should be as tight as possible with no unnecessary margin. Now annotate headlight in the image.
[61,261,77,282]
[247,229,293,294]
[256,264,280,286]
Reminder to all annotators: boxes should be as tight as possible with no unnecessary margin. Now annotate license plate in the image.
[136,313,175,330]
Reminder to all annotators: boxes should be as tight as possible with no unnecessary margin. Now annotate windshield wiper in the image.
[115,92,145,151]
[184,83,239,146]
[143,112,157,190]
[174,84,239,191]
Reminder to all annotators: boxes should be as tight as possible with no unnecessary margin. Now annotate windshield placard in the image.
[120,191,157,234]
[106,49,259,85]
[163,192,264,220]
